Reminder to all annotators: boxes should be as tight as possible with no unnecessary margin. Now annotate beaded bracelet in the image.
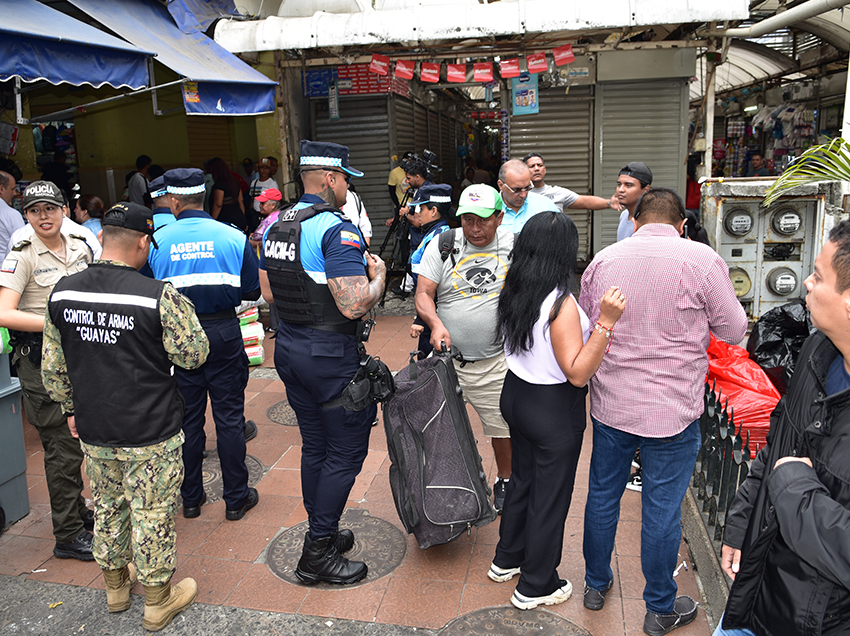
[595,321,613,353]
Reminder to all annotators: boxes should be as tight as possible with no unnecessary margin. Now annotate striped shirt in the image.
[579,223,748,437]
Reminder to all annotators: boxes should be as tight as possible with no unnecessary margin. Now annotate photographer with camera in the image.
[386,151,439,299]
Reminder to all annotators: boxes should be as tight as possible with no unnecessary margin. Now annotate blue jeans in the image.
[583,417,701,614]
[712,615,756,636]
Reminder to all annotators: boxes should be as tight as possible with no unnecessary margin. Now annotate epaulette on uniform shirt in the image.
[11,239,31,252]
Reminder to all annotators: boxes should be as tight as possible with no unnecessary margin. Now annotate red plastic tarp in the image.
[707,335,781,454]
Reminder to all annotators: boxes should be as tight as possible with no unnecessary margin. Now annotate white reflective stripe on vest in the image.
[164,273,241,288]
[50,290,158,309]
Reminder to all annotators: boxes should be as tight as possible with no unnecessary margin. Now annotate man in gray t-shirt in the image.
[415,183,514,513]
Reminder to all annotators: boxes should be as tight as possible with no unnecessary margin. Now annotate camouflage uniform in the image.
[42,261,209,585]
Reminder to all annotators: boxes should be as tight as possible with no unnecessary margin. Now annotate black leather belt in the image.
[303,321,359,336]
[197,308,237,321]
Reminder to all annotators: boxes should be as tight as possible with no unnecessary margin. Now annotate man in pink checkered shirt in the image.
[579,187,747,636]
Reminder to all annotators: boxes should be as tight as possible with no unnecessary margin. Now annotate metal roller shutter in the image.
[440,114,458,183]
[427,110,440,161]
[187,116,234,168]
[314,95,393,248]
[593,79,688,254]
[393,96,415,156]
[510,86,594,261]
[414,103,428,155]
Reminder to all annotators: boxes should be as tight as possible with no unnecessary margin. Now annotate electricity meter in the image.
[771,208,802,235]
[723,209,753,236]
[766,267,798,296]
[728,268,752,297]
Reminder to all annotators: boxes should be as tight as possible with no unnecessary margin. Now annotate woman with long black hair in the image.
[489,211,626,610]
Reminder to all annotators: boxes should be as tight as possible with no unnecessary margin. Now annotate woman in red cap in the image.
[249,188,283,251]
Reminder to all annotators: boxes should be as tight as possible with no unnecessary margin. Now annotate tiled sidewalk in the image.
[0,314,711,635]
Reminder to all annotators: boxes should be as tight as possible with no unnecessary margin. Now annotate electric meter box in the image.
[702,178,845,322]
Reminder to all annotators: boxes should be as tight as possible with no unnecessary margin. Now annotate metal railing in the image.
[692,381,754,545]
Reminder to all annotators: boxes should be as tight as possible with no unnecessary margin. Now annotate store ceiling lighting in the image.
[744,104,759,112]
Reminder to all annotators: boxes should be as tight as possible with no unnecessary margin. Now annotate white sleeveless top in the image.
[505,289,591,385]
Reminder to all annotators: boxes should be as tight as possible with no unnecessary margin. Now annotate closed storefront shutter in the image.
[440,114,458,183]
[187,116,234,168]
[393,96,415,156]
[593,79,688,254]
[510,86,594,261]
[314,95,392,248]
[414,103,428,156]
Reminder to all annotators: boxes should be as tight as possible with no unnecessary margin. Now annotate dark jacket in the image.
[722,330,850,636]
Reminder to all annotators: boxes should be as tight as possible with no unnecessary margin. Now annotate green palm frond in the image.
[763,137,850,207]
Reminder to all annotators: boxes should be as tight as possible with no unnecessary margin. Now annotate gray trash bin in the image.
[0,353,27,532]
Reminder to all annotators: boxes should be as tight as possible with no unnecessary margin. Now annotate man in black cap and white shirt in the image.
[615,162,653,241]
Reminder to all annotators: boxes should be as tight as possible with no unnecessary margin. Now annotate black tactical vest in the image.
[47,262,184,447]
[264,203,359,335]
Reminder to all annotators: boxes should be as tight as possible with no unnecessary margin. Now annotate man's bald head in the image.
[499,159,531,183]
[0,171,16,206]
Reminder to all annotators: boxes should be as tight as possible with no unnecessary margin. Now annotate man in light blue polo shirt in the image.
[497,159,558,233]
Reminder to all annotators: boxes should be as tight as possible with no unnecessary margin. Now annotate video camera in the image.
[400,149,442,182]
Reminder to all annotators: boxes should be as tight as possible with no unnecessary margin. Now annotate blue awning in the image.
[68,0,276,116]
[0,0,151,89]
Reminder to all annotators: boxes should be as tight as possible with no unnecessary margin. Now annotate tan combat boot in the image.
[102,563,137,612]
[142,577,198,632]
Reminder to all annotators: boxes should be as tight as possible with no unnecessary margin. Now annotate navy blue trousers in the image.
[176,318,249,510]
[274,321,376,539]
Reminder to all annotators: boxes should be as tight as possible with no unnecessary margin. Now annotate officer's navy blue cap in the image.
[102,201,158,249]
[411,184,452,207]
[299,140,363,178]
[148,176,168,198]
[164,168,206,195]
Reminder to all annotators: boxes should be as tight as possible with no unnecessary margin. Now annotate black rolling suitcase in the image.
[382,349,497,549]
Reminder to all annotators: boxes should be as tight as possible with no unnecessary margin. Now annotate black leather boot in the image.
[333,529,355,553]
[295,534,367,585]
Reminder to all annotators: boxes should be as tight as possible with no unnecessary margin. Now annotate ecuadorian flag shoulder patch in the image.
[1,259,17,274]
[340,230,361,248]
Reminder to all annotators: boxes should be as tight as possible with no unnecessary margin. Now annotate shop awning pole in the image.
[704,60,716,178]
[842,47,850,140]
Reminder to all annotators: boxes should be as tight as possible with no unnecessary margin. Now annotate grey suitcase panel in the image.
[383,352,497,549]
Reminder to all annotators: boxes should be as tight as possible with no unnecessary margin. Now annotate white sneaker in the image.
[488,563,521,583]
[626,473,642,492]
[511,579,572,610]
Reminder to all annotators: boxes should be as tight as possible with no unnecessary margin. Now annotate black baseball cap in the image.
[619,162,653,187]
[102,202,158,248]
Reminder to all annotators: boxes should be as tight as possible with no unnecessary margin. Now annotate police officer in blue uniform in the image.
[148,168,261,522]
[258,141,386,585]
[148,176,174,230]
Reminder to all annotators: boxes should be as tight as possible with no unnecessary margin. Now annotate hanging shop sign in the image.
[553,44,575,66]
[473,62,493,83]
[369,53,390,76]
[500,58,521,78]
[420,63,441,83]
[511,72,539,116]
[526,52,548,74]
[395,59,415,80]
[328,79,340,120]
[447,63,466,83]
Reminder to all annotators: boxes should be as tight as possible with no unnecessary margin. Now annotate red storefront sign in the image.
[420,62,441,83]
[553,44,575,66]
[447,63,466,83]
[499,58,521,78]
[394,59,415,80]
[526,52,548,73]
[473,62,493,83]
[369,53,389,76]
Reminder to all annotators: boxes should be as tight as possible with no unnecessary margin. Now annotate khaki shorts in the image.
[453,353,510,438]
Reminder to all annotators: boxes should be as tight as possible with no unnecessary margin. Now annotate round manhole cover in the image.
[266,400,298,426]
[200,454,266,503]
[439,606,591,636]
[267,508,406,588]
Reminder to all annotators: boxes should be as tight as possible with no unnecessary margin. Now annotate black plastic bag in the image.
[746,299,814,395]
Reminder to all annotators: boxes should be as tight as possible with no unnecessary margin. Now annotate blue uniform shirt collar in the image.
[299,193,329,207]
[152,207,172,216]
[176,209,212,221]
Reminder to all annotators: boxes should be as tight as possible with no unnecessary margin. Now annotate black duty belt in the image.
[197,309,237,321]
[300,321,359,336]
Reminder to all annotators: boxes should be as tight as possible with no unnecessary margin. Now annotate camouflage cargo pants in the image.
[84,438,184,586]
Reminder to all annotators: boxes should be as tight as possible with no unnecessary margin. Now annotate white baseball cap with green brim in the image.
[457,184,503,218]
